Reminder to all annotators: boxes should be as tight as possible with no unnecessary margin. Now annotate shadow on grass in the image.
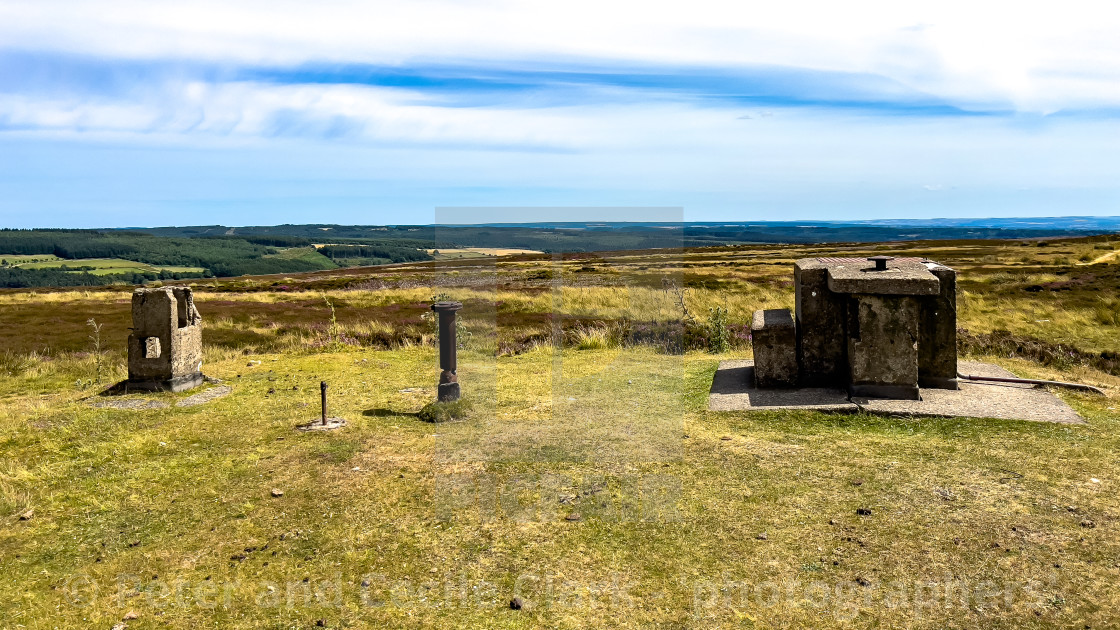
[362,407,419,418]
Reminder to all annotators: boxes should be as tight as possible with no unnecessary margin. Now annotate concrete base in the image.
[126,372,204,393]
[918,375,960,390]
[709,361,858,413]
[709,360,1085,424]
[849,383,921,401]
[438,382,461,402]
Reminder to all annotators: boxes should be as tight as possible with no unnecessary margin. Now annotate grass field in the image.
[4,256,207,276]
[0,254,62,265]
[1,236,1119,628]
[428,248,545,259]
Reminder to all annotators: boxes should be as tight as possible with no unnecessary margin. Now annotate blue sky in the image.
[0,0,1118,227]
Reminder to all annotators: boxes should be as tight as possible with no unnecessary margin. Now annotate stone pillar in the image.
[919,263,959,389]
[432,301,463,402]
[794,259,846,386]
[127,286,204,392]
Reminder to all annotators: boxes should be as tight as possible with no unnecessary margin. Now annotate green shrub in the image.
[707,306,731,354]
[418,398,474,423]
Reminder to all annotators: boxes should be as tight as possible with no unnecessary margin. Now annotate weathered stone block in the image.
[846,295,920,400]
[919,263,958,389]
[826,259,940,296]
[127,287,204,392]
[751,308,797,388]
[794,259,845,386]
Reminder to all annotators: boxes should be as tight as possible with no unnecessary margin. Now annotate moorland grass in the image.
[0,237,1118,628]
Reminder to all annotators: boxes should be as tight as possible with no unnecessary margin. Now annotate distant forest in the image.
[0,230,434,288]
[1,219,1115,288]
[129,221,1116,251]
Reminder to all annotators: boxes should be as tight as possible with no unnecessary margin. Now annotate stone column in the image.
[431,301,463,402]
[794,259,846,387]
[918,263,959,389]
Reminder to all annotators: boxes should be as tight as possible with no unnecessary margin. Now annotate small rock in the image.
[230,554,247,561]
[248,360,261,366]
[565,512,582,522]
[123,610,139,620]
[856,508,872,516]
[720,436,732,441]
[315,620,326,627]
[850,478,864,486]
[756,532,768,540]
[828,519,837,525]
[111,623,126,630]
[271,489,284,497]
[855,576,871,587]
[18,509,33,521]
[1080,520,1096,529]
[1067,505,1079,513]
[510,597,523,610]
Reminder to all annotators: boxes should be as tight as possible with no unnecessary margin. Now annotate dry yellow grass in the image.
[1,236,1119,627]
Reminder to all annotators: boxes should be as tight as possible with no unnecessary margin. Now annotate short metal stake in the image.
[320,381,328,425]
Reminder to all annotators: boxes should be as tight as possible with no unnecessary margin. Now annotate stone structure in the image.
[750,309,797,387]
[753,256,957,399]
[432,301,463,402]
[127,287,204,392]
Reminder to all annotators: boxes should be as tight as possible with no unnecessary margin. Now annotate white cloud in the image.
[1,0,1119,112]
[0,0,1118,226]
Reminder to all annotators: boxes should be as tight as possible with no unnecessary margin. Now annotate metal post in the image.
[431,301,463,401]
[868,255,894,271]
[320,381,328,425]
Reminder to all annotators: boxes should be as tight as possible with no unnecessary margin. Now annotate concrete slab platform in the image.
[709,360,1085,424]
[708,360,858,413]
[855,361,1085,424]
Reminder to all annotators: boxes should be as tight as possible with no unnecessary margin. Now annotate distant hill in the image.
[3,218,1116,288]
[115,217,1120,251]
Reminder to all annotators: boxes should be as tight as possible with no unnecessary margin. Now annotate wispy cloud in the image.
[0,0,1117,226]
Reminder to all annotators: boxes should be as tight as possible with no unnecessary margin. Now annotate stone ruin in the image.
[751,256,957,399]
[127,287,204,392]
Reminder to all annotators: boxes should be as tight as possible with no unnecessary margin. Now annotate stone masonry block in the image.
[794,259,846,386]
[751,309,798,388]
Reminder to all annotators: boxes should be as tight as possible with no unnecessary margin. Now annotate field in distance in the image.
[2,254,206,276]
[426,247,544,259]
